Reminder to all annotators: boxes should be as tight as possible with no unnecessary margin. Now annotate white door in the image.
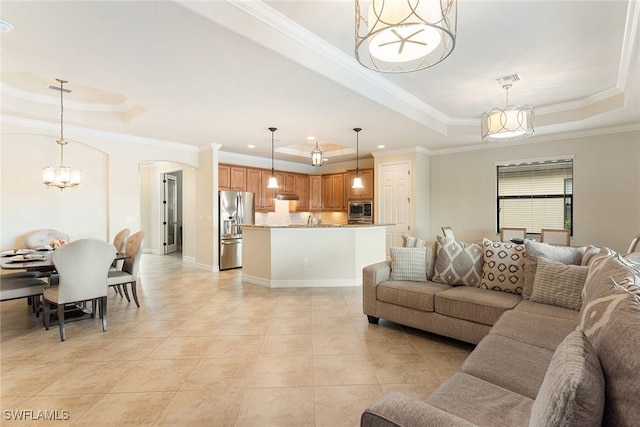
[163,174,178,254]
[378,161,412,255]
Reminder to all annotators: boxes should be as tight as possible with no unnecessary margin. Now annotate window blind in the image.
[497,159,573,234]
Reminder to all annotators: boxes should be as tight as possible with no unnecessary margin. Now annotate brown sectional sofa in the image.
[361,237,640,427]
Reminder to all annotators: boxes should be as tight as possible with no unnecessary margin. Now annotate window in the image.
[497,158,573,234]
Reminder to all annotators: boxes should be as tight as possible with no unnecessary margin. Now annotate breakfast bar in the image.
[241,224,388,288]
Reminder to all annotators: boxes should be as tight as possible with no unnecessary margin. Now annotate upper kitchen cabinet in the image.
[309,175,322,212]
[219,164,247,191]
[345,168,374,200]
[291,174,310,212]
[322,173,345,211]
[246,168,275,212]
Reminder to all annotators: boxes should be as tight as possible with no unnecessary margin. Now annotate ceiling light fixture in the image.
[481,80,535,142]
[355,0,457,73]
[43,78,81,190]
[267,127,279,189]
[311,141,323,167]
[352,128,364,189]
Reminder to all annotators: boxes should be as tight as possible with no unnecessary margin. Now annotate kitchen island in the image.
[241,224,388,288]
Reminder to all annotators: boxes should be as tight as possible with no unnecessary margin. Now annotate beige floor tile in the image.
[72,391,175,426]
[313,354,379,386]
[1,363,76,397]
[147,336,217,360]
[250,354,314,387]
[314,384,384,427]
[179,357,255,391]
[260,334,313,356]
[202,335,264,359]
[109,358,198,393]
[311,302,352,318]
[170,317,226,337]
[380,381,444,399]
[153,389,243,427]
[37,361,139,396]
[234,387,315,427]
[369,352,440,384]
[4,394,103,426]
[312,333,367,355]
[312,315,359,334]
[218,317,269,336]
[266,315,312,335]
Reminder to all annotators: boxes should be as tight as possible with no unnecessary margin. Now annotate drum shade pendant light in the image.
[311,141,323,167]
[267,127,279,189]
[43,78,81,190]
[352,128,364,189]
[481,82,535,142]
[355,0,457,73]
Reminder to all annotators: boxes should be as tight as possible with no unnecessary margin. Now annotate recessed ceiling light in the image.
[377,145,385,149]
[0,20,13,33]
[247,144,255,148]
[306,136,315,141]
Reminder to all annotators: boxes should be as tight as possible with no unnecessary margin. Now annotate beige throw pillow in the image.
[529,329,605,427]
[480,238,525,294]
[402,234,427,248]
[522,241,585,300]
[389,247,428,282]
[530,257,589,311]
[432,235,483,287]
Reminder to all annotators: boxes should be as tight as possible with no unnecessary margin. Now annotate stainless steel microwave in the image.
[348,201,373,224]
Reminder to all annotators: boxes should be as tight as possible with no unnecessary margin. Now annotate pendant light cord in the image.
[269,127,277,176]
[354,128,362,177]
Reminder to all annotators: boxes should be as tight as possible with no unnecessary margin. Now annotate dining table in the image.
[1,249,125,272]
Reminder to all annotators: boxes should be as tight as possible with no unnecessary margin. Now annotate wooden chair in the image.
[540,228,571,246]
[110,228,130,297]
[43,238,116,341]
[441,226,455,240]
[500,227,527,242]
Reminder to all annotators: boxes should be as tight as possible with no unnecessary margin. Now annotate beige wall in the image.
[429,130,640,253]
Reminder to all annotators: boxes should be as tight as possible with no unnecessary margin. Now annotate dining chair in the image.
[107,231,144,307]
[110,228,130,297]
[42,238,116,341]
[540,228,571,246]
[627,234,640,254]
[441,226,455,240]
[500,227,527,242]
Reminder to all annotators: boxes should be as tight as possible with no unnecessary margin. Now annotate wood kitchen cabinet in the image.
[292,174,310,211]
[309,175,322,212]
[322,173,345,211]
[218,164,247,191]
[246,168,275,212]
[345,168,374,200]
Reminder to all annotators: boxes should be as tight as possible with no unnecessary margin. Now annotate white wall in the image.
[429,130,640,253]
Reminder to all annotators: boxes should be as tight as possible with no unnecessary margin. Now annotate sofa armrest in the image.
[361,392,478,427]
[362,261,391,318]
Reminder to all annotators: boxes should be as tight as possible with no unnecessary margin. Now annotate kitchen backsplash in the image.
[255,200,347,225]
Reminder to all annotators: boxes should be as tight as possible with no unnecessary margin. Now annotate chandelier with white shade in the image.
[355,0,457,73]
[481,79,535,142]
[43,78,81,190]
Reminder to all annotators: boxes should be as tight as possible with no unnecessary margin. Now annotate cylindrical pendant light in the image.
[267,127,279,188]
[352,128,364,189]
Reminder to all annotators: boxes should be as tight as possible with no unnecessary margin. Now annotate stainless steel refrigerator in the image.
[219,191,255,270]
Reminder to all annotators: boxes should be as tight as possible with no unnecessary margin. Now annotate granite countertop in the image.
[243,224,392,228]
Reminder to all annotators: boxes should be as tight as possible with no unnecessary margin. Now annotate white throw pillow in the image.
[389,247,428,282]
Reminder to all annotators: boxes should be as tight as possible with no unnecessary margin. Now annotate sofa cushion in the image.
[461,334,553,399]
[514,300,581,322]
[377,280,450,312]
[432,235,483,287]
[435,286,521,326]
[581,245,616,267]
[389,247,428,282]
[529,329,604,427]
[481,239,525,294]
[530,257,589,311]
[579,277,640,427]
[523,240,585,299]
[426,372,533,427]
[489,310,577,351]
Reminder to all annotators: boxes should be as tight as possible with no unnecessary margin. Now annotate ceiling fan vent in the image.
[495,73,521,86]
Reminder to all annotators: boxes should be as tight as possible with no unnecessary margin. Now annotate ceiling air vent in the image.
[495,73,521,86]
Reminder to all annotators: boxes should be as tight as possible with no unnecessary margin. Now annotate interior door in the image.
[378,161,412,255]
[163,173,178,254]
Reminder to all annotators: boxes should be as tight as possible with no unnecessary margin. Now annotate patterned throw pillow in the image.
[529,329,605,427]
[389,247,427,282]
[401,234,427,248]
[480,238,525,294]
[522,241,585,300]
[432,235,483,287]
[530,257,589,311]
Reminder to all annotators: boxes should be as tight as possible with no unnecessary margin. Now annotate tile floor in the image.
[1,253,474,426]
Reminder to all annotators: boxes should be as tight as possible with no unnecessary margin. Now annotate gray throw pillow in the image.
[522,241,585,299]
[529,329,604,427]
[530,257,589,311]
[389,247,427,282]
[432,235,483,287]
